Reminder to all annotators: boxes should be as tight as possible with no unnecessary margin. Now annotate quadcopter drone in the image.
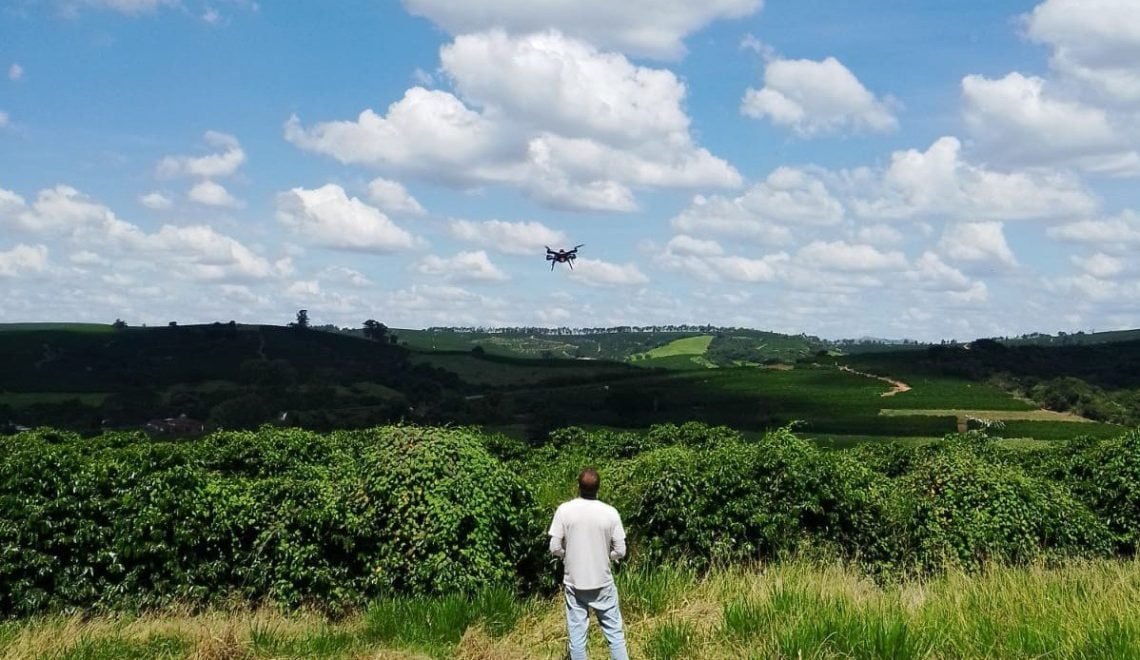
[546,244,583,271]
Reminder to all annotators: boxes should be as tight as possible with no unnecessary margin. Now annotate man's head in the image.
[578,467,600,499]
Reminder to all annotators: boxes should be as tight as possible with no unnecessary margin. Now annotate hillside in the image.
[3,323,1138,444]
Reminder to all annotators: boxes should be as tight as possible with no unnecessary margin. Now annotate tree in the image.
[112,319,127,330]
[363,319,389,342]
[291,309,309,329]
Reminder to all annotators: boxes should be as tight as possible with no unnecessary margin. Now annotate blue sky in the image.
[3,0,1139,340]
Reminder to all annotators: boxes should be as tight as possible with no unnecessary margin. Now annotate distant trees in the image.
[290,309,309,330]
[112,319,127,330]
[363,319,389,342]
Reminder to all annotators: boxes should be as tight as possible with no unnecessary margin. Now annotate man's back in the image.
[549,497,626,590]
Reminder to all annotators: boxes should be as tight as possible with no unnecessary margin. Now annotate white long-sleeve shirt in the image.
[548,497,626,589]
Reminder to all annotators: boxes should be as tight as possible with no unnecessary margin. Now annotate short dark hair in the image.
[578,468,600,499]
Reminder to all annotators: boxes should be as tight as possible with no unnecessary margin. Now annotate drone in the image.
[546,244,584,271]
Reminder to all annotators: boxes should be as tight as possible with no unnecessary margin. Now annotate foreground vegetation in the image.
[4,560,1140,658]
[4,423,1140,617]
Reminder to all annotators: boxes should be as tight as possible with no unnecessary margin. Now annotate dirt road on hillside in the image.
[838,365,912,397]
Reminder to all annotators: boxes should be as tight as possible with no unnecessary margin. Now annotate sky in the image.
[2,0,1140,340]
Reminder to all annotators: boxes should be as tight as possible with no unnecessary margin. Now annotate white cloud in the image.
[962,72,1138,176]
[1071,252,1124,279]
[939,222,1017,267]
[188,180,241,208]
[907,252,974,292]
[669,167,841,244]
[658,235,788,282]
[400,0,763,59]
[742,56,898,137]
[1046,210,1140,250]
[8,64,23,81]
[315,266,371,288]
[1,184,282,283]
[442,30,691,145]
[0,244,48,277]
[276,184,419,252]
[138,192,173,210]
[2,185,116,234]
[447,219,568,255]
[796,241,908,272]
[569,258,649,287]
[1025,0,1140,104]
[856,223,904,245]
[70,250,108,266]
[367,177,426,216]
[157,130,246,179]
[846,136,1098,221]
[0,112,9,128]
[417,250,509,282]
[286,31,740,212]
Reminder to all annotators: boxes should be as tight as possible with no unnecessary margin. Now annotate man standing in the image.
[548,468,628,660]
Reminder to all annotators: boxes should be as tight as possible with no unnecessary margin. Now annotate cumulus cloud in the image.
[1024,0,1140,104]
[939,222,1018,267]
[796,241,908,272]
[669,167,843,244]
[1071,252,1124,279]
[276,184,419,252]
[399,0,762,59]
[962,72,1139,176]
[286,31,740,212]
[1046,210,1140,250]
[139,191,173,210]
[8,64,23,81]
[447,219,568,255]
[856,223,904,245]
[157,131,246,179]
[367,177,426,216]
[568,258,649,287]
[742,56,898,136]
[845,136,1098,221]
[657,235,788,282]
[188,180,241,208]
[0,244,49,277]
[0,185,282,282]
[417,250,508,282]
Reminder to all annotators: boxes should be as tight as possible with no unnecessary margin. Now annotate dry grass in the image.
[5,560,1140,659]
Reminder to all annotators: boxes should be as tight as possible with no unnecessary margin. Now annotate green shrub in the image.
[1037,429,1140,553]
[624,428,891,568]
[0,425,544,616]
[894,435,1113,571]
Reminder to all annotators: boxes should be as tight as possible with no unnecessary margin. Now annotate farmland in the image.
[4,323,1140,658]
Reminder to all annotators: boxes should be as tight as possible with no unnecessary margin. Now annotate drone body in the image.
[546,244,584,270]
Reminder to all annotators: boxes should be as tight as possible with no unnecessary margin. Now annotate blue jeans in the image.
[564,582,628,660]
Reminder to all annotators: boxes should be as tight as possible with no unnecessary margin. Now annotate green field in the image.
[640,334,713,358]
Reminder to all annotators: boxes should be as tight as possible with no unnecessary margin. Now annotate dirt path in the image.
[838,365,912,397]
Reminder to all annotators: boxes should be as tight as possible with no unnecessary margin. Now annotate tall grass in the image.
[4,560,1140,658]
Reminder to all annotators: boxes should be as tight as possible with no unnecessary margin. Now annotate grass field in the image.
[639,335,713,359]
[6,561,1139,659]
[878,408,1095,422]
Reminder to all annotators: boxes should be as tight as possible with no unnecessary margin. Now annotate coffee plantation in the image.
[2,423,1139,618]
